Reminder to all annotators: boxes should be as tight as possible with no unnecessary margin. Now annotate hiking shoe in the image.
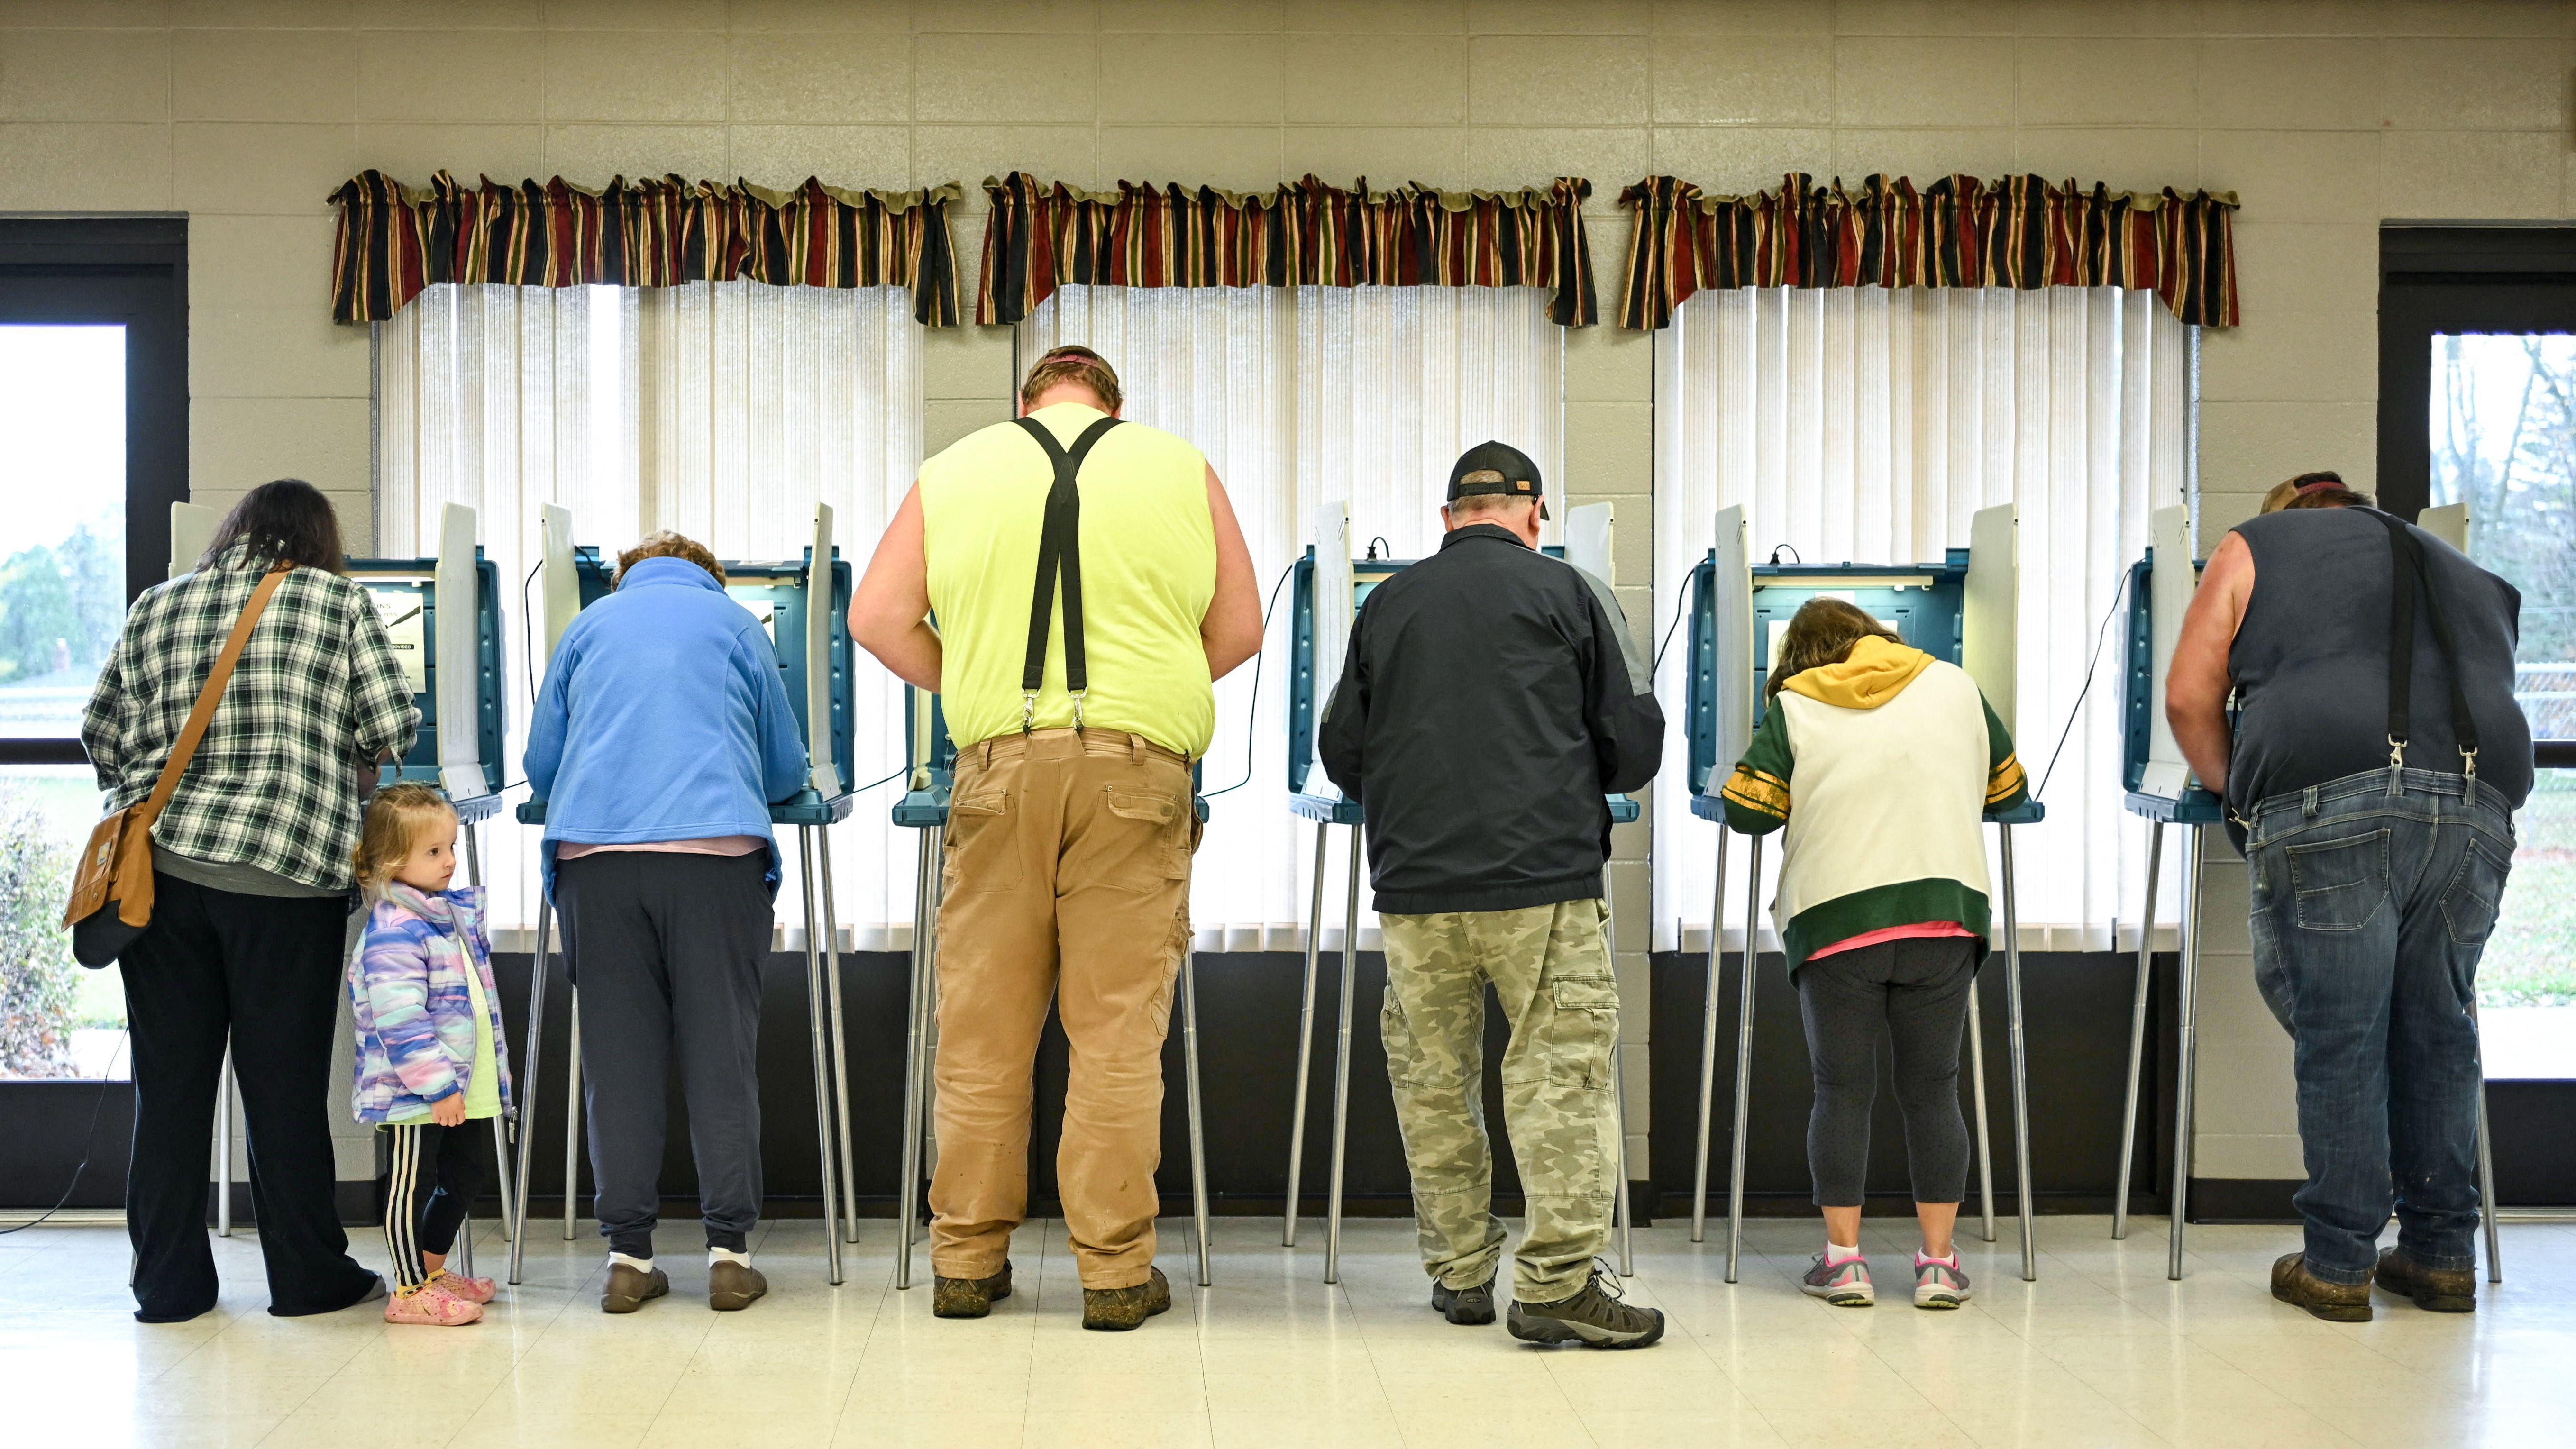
[601,1261,670,1314]
[1912,1257,1971,1310]
[385,1281,481,1327]
[2271,1252,2371,1322]
[1081,1267,1173,1332]
[1431,1276,1497,1325]
[426,1268,495,1305]
[1507,1267,1665,1349]
[1801,1253,1874,1307]
[709,1260,767,1312]
[932,1261,1013,1319]
[2375,1248,2476,1313]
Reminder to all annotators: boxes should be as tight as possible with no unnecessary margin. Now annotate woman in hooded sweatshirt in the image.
[1720,597,2027,1311]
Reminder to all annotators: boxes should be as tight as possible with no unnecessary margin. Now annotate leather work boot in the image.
[709,1260,767,1312]
[932,1261,1013,1319]
[601,1261,670,1314]
[1507,1268,1666,1349]
[1431,1276,1497,1326]
[2375,1248,2477,1313]
[1081,1266,1173,1331]
[2270,1252,2371,1322]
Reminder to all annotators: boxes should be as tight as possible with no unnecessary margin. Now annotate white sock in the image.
[1826,1241,1862,1264]
[608,1250,654,1272]
[709,1246,751,1267]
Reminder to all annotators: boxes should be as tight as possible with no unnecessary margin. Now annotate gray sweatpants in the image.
[1794,935,1979,1208]
[555,850,774,1257]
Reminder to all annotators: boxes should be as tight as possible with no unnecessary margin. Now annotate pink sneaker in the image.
[384,1281,483,1326]
[428,1268,496,1304]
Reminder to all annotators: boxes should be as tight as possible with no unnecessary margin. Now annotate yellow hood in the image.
[1782,634,1932,710]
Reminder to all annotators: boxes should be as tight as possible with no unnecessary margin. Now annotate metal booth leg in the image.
[2112,823,2163,1241]
[1998,825,2037,1282]
[1601,864,1633,1277]
[508,896,550,1285]
[796,827,845,1286]
[896,826,939,1290]
[2168,823,2207,1281]
[1182,942,1213,1288]
[1691,830,1730,1244]
[1966,984,1996,1244]
[1322,823,1362,1286]
[215,1048,235,1237]
[563,990,583,1241]
[819,828,859,1244]
[1723,835,1762,1285]
[1283,824,1330,1248]
[2473,1002,2503,1284]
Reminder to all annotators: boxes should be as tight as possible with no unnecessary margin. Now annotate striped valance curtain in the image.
[978,172,1598,328]
[328,171,963,328]
[1617,173,2239,331]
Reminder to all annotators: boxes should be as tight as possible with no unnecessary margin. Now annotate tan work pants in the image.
[928,727,1197,1289]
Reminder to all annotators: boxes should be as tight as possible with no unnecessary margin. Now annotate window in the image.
[1023,284,1566,948]
[1652,285,2192,951]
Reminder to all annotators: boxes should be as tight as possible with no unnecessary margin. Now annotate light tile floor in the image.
[5,1211,2575,1447]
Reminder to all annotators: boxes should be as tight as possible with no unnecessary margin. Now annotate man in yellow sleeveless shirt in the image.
[852,346,1261,1330]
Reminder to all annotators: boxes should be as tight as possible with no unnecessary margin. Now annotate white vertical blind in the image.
[377,281,923,944]
[1024,283,1564,950]
[1651,286,2191,954]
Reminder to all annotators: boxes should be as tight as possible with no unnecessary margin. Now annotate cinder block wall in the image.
[7,0,2570,1191]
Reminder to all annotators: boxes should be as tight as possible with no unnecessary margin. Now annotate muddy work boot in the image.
[2270,1252,2371,1322]
[2375,1248,2476,1313]
[1431,1276,1497,1325]
[932,1260,1013,1319]
[1081,1266,1173,1331]
[1507,1267,1665,1349]
[600,1259,670,1314]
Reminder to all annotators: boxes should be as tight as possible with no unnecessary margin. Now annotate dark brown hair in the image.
[201,478,346,574]
[2260,470,2374,513]
[615,530,725,585]
[1020,344,1123,412]
[1765,597,1902,700]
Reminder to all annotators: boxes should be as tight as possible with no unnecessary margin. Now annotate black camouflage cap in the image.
[1445,439,1548,520]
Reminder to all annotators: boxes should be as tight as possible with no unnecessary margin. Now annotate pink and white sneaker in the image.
[384,1280,483,1326]
[428,1268,496,1304]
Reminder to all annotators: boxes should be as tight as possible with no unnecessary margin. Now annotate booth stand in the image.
[887,687,1217,1291]
[506,507,860,1289]
[2112,505,2500,1283]
[1279,504,1641,1285]
[1680,504,2043,1284]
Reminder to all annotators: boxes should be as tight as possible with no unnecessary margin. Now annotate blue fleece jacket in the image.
[523,556,808,898]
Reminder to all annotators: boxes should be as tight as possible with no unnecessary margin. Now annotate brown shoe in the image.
[2270,1252,2371,1322]
[2375,1248,2476,1312]
[932,1260,1013,1319]
[1081,1266,1173,1332]
[601,1261,670,1314]
[709,1260,767,1312]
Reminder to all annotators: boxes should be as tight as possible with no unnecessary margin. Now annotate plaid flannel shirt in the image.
[81,545,418,891]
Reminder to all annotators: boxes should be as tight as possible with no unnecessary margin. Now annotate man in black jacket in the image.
[1318,441,1665,1349]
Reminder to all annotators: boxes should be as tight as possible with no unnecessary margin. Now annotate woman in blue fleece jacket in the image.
[522,531,806,1314]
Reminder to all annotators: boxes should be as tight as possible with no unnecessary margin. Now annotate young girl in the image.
[1721,598,2026,1310]
[348,782,512,1326]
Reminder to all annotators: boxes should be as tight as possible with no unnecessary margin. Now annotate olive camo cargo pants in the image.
[1378,898,1620,1303]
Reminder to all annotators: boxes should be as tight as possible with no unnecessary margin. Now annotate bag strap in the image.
[139,564,292,822]
[2366,510,2479,782]
[1012,413,1122,733]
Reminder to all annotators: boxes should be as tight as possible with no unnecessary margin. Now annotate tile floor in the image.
[4,1211,2574,1447]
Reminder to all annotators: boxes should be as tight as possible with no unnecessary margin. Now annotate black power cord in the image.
[1198,557,1299,801]
[2032,563,2136,802]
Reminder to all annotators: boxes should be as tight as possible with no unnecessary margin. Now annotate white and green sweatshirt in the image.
[1719,636,2028,972]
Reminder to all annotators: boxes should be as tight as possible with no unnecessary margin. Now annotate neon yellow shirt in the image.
[920,402,1217,756]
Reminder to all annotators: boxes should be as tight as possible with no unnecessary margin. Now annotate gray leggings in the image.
[1795,935,1979,1208]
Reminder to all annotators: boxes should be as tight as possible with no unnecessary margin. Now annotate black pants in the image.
[556,851,772,1258]
[118,873,377,1321]
[383,1121,492,1288]
[1795,936,1979,1208]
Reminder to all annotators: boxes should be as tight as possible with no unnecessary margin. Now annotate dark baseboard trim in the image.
[2189,1177,2303,1224]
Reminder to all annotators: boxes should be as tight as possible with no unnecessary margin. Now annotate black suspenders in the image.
[1013,413,1122,733]
[2366,509,2480,784]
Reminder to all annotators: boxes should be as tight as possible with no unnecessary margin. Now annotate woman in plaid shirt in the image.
[82,479,418,1323]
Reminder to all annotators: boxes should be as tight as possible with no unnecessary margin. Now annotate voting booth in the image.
[1679,502,2046,1283]
[885,688,1219,1290]
[174,501,520,1271]
[506,505,863,1287]
[1279,501,1642,1285]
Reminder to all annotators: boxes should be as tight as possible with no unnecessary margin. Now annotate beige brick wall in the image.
[6,0,2570,1186]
